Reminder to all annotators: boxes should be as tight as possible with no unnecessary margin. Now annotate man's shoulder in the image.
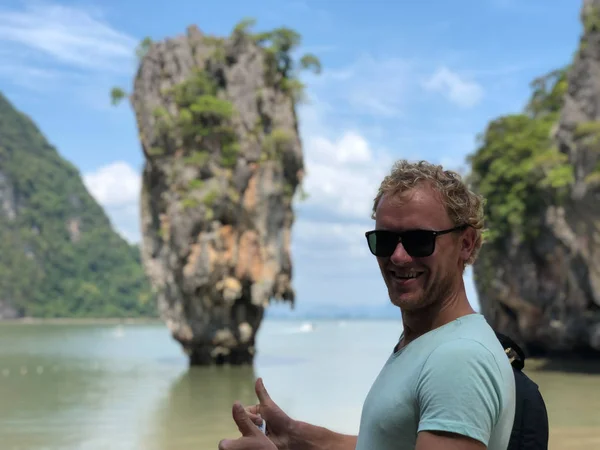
[424,316,510,368]
[423,337,505,373]
[417,327,516,393]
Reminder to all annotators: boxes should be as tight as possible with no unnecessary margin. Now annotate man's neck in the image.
[398,287,475,349]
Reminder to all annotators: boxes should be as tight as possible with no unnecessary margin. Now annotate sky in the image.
[0,0,585,317]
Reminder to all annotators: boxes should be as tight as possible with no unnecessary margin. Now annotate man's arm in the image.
[414,338,514,450]
[416,430,486,450]
[289,420,357,450]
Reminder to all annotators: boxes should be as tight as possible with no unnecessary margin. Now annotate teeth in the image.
[395,271,420,279]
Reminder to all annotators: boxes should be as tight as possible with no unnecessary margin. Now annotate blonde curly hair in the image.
[371,159,485,266]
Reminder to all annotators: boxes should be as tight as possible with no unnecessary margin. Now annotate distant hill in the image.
[264,300,403,320]
[0,92,156,318]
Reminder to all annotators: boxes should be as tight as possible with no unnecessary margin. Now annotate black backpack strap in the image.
[495,331,549,449]
[509,367,549,449]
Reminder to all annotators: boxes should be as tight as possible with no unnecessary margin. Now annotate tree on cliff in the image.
[111,19,321,107]
[467,67,574,243]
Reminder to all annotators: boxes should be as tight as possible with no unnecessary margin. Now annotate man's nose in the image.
[390,242,413,265]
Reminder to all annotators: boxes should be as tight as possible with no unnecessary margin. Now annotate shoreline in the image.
[0,317,163,325]
[0,316,402,324]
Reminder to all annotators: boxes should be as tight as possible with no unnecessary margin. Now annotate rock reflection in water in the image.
[145,364,259,450]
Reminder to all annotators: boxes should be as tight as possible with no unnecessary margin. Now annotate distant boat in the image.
[112,325,125,338]
[299,322,315,332]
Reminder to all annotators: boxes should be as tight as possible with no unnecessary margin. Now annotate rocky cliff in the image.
[469,0,600,356]
[0,93,155,318]
[114,20,319,365]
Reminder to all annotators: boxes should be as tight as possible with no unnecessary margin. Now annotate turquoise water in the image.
[0,319,598,449]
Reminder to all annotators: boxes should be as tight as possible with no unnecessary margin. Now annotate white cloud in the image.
[0,2,137,73]
[422,66,484,108]
[295,82,398,222]
[293,219,371,260]
[0,1,138,108]
[300,130,392,219]
[287,90,395,277]
[103,203,141,244]
[83,161,140,207]
[83,161,141,243]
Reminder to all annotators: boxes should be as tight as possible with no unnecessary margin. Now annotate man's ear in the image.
[459,227,476,262]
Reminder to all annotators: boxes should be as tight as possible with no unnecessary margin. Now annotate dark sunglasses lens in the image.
[367,231,398,257]
[402,230,435,257]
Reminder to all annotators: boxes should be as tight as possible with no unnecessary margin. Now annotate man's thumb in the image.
[255,377,272,405]
[232,402,257,436]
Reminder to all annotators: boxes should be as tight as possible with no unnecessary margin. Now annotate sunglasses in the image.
[365,225,468,258]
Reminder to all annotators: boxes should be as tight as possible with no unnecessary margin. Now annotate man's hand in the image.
[243,378,294,450]
[237,377,357,450]
[218,402,278,450]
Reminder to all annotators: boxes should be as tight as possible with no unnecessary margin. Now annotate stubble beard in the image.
[388,269,456,313]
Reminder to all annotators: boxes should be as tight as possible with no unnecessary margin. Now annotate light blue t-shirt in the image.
[355,313,516,450]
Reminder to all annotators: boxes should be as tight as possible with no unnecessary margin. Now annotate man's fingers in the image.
[218,438,234,450]
[218,438,251,450]
[232,402,259,437]
[245,410,264,427]
[255,377,273,405]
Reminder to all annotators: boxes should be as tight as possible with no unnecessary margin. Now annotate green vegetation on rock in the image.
[184,152,210,167]
[158,69,240,169]
[187,179,205,190]
[573,120,600,150]
[584,6,600,33]
[468,67,574,244]
[111,21,319,168]
[578,7,600,56]
[202,189,220,207]
[0,93,156,318]
[110,87,126,106]
[585,167,600,185]
[579,121,600,185]
[261,128,294,161]
[574,120,600,136]
[181,198,201,210]
[111,21,316,213]
[136,37,153,61]
[233,18,321,103]
[109,36,153,105]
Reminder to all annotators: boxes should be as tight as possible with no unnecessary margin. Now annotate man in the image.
[219,160,517,450]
